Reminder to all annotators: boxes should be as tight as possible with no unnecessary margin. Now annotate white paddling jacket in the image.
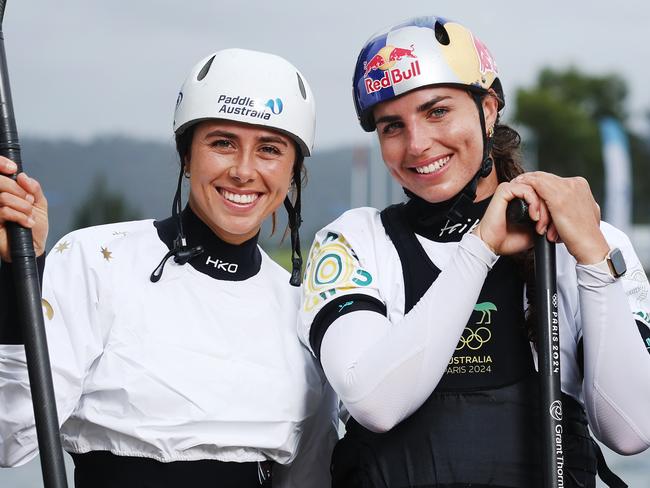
[0,212,337,488]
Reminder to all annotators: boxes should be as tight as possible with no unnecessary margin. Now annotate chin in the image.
[224,223,259,238]
[407,185,455,204]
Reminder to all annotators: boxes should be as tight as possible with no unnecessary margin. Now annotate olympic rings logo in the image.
[455,326,492,351]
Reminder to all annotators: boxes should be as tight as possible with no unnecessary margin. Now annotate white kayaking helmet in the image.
[174,48,316,157]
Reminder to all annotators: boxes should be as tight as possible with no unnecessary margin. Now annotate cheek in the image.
[378,138,403,172]
[444,122,476,148]
[264,162,294,195]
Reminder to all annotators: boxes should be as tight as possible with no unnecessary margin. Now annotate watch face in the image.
[609,248,627,277]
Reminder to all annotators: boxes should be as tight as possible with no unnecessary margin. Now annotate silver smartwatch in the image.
[594,248,627,278]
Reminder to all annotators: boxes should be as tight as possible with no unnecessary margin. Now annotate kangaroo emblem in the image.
[474,302,497,325]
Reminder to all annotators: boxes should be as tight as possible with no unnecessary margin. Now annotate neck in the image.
[154,205,262,281]
[475,169,499,202]
[188,199,260,245]
[402,190,492,243]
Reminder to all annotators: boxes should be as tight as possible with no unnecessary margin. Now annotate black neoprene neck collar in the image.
[154,205,261,281]
[403,190,492,243]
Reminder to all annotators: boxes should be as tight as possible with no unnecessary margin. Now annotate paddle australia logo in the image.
[217,94,283,121]
[206,255,238,274]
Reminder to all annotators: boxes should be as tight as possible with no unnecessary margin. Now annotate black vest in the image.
[330,201,601,488]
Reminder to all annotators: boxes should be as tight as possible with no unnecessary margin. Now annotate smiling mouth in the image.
[413,155,451,175]
[219,189,260,205]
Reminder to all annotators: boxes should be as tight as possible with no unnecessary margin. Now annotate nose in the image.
[229,152,257,183]
[405,122,431,157]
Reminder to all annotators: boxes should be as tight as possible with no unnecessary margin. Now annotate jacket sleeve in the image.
[317,233,497,433]
[579,222,650,455]
[0,233,104,467]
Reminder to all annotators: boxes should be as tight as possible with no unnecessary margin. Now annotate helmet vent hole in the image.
[296,73,307,100]
[197,55,216,81]
[434,21,450,45]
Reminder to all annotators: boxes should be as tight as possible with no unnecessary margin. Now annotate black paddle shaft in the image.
[507,199,564,488]
[0,2,68,487]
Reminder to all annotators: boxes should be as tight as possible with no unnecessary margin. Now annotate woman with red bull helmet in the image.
[0,49,337,487]
[299,16,650,488]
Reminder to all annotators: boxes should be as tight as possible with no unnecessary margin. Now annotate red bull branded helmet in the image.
[174,48,315,157]
[353,16,503,132]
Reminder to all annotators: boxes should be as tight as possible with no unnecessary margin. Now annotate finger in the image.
[0,156,18,176]
[16,173,45,206]
[535,199,552,236]
[503,182,542,219]
[0,171,30,199]
[547,223,562,243]
[0,205,36,228]
[0,190,34,215]
[512,172,561,200]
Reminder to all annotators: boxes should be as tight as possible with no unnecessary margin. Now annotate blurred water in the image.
[0,453,73,488]
[598,443,650,487]
[0,446,648,487]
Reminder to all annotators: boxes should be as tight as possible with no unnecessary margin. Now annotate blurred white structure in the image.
[631,225,650,271]
[600,118,633,236]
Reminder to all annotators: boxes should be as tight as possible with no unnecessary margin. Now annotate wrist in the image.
[471,225,496,254]
[589,247,627,278]
[573,237,609,265]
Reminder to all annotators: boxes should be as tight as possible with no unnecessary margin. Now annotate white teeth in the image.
[415,156,451,174]
[220,190,259,204]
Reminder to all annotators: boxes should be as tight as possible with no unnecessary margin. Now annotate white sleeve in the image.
[299,209,384,354]
[578,227,650,455]
[272,375,339,488]
[0,233,104,467]
[320,232,498,433]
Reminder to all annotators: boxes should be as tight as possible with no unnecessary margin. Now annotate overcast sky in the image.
[5,0,649,151]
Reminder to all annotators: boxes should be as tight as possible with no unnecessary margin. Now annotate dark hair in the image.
[490,118,537,344]
[174,126,306,238]
[175,125,196,168]
[274,148,305,238]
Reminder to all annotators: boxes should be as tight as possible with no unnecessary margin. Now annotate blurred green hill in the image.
[20,136,357,255]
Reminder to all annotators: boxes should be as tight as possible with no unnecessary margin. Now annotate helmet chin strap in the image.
[284,170,303,287]
[446,92,494,223]
[150,164,204,283]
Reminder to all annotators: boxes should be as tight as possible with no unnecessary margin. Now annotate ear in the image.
[482,91,499,131]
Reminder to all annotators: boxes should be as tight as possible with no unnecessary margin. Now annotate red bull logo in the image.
[363,44,421,94]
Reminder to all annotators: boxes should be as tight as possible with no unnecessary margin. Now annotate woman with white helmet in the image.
[299,16,650,487]
[0,48,337,487]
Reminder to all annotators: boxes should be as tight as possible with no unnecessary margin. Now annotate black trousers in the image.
[70,451,273,488]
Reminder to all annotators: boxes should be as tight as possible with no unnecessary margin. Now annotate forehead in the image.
[373,85,471,117]
[194,119,292,143]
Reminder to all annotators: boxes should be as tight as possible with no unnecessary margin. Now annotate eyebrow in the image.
[417,96,451,113]
[203,129,238,140]
[374,95,452,126]
[202,129,288,147]
[258,135,289,147]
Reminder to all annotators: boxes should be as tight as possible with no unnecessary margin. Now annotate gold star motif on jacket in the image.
[54,241,70,253]
[101,246,113,261]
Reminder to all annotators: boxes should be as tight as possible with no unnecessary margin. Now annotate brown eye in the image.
[260,145,281,155]
[211,139,232,148]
